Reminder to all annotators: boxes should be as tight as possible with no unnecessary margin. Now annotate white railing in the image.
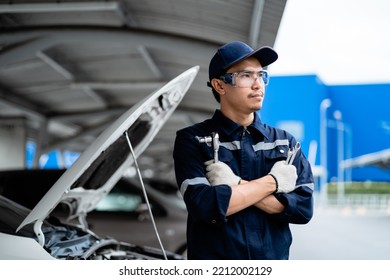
[327,194,390,209]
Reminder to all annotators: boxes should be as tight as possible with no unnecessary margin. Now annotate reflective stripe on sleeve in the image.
[296,182,315,191]
[180,177,210,196]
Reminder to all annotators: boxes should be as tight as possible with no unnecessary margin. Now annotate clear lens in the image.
[220,70,269,88]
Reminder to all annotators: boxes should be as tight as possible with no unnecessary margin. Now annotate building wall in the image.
[261,74,390,183]
[328,84,390,181]
[260,74,328,165]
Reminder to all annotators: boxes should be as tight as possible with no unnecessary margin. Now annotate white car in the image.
[0,66,199,260]
[0,169,188,255]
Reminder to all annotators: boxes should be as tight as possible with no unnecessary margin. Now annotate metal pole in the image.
[334,110,345,206]
[320,99,331,205]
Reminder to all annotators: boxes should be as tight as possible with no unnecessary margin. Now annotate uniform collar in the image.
[211,110,269,140]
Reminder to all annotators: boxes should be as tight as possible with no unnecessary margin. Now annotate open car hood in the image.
[16,66,199,244]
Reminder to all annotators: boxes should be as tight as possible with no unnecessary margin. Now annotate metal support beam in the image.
[36,51,73,80]
[248,0,265,47]
[71,81,165,91]
[0,2,122,13]
[137,45,164,79]
[49,107,125,122]
[0,36,56,69]
[0,87,46,121]
[0,28,217,62]
[37,51,107,107]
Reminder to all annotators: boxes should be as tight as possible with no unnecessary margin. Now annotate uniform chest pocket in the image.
[258,145,290,172]
[263,145,289,161]
[218,147,234,163]
[215,147,243,176]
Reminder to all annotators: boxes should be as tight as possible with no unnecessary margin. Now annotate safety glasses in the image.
[220,70,269,87]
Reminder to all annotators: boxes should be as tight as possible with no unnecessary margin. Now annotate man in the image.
[173,41,314,260]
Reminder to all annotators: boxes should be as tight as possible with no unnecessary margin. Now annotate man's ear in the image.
[211,79,225,95]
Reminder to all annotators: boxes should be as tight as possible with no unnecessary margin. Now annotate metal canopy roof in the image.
[0,0,287,181]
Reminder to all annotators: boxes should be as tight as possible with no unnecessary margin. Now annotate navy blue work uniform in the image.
[173,110,314,260]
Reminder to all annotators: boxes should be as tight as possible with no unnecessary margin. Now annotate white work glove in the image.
[205,160,241,187]
[268,160,297,193]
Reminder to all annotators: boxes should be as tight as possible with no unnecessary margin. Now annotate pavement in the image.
[289,204,390,260]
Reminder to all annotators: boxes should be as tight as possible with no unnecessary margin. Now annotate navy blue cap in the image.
[208,41,278,82]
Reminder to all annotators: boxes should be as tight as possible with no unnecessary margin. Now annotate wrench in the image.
[286,142,301,165]
[198,132,219,162]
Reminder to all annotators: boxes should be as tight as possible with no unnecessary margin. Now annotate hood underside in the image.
[16,66,199,240]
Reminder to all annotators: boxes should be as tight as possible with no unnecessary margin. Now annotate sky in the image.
[269,0,390,85]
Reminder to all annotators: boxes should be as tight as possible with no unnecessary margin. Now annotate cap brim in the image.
[252,46,278,67]
[225,46,278,70]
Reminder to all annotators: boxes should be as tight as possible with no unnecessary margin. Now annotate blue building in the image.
[261,74,390,188]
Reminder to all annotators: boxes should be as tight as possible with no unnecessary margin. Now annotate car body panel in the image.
[0,233,54,260]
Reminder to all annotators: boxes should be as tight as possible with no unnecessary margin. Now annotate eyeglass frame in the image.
[219,69,270,87]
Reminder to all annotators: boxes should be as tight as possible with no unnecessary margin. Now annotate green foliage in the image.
[327,182,390,194]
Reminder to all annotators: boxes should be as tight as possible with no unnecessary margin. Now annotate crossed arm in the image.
[226,176,284,216]
[205,160,294,216]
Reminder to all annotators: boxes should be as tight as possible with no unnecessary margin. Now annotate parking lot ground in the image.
[290,205,390,260]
